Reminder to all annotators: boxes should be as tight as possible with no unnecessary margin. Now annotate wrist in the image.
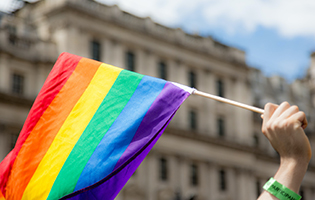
[275,158,309,193]
[263,177,301,200]
[280,157,309,173]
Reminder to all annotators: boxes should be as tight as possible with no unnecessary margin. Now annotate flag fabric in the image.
[0,52,193,200]
[0,190,4,200]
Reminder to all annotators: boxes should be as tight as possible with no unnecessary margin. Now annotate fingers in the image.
[288,111,308,130]
[263,102,307,131]
[278,105,299,120]
[262,103,278,135]
[263,103,278,123]
[269,102,290,122]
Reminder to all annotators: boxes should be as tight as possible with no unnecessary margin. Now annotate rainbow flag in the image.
[0,190,4,200]
[0,52,193,200]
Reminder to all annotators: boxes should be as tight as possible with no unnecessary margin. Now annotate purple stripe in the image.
[60,82,190,200]
[112,82,189,171]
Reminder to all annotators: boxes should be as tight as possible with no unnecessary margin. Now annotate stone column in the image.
[135,48,147,75]
[169,155,177,193]
[168,59,178,83]
[102,38,112,64]
[234,78,253,145]
[112,41,125,69]
[208,164,218,200]
[235,169,256,200]
[198,162,210,200]
[197,69,212,134]
[168,61,188,129]
[0,125,10,161]
[144,51,157,77]
[25,63,36,98]
[226,167,237,199]
[179,157,189,198]
[147,154,158,200]
[36,64,49,94]
[0,54,10,93]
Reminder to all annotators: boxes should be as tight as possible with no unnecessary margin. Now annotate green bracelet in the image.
[263,177,301,200]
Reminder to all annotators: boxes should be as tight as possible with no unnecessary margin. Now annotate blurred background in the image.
[0,0,315,199]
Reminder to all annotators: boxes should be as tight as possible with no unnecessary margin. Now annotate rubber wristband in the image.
[263,177,301,200]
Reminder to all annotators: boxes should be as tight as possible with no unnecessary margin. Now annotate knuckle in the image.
[291,105,299,112]
[281,101,290,107]
[265,121,274,130]
[265,102,277,112]
[298,111,306,117]
[270,122,279,130]
[264,103,272,110]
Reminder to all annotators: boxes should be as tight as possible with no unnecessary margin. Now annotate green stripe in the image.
[47,70,143,200]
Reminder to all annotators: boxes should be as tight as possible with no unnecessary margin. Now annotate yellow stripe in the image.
[21,64,122,200]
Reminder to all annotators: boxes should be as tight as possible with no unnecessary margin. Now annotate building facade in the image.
[0,0,315,199]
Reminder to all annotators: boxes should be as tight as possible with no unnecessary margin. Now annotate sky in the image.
[1,0,315,82]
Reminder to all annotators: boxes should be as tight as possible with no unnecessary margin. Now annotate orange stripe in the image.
[0,190,5,200]
[5,58,101,200]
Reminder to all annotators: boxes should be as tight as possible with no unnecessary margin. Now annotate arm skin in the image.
[258,102,312,200]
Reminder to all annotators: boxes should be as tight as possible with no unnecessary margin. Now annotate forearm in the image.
[257,159,308,200]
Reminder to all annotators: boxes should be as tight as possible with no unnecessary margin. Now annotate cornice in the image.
[164,127,315,172]
[44,0,248,69]
[0,30,57,63]
[0,91,34,108]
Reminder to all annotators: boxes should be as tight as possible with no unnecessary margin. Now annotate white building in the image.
[0,0,315,199]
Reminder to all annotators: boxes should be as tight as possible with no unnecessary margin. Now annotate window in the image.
[216,79,224,97]
[217,118,225,137]
[253,134,259,147]
[12,73,24,95]
[126,51,135,71]
[189,71,196,88]
[160,157,168,181]
[190,164,198,186]
[256,181,261,198]
[8,25,17,45]
[189,110,197,130]
[91,40,101,61]
[219,169,226,191]
[158,61,167,80]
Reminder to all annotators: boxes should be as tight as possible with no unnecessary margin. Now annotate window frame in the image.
[158,61,167,80]
[189,110,197,131]
[91,40,101,61]
[126,51,135,71]
[159,157,168,181]
[11,73,24,95]
[216,78,224,97]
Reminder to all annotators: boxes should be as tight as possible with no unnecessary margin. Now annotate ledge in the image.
[44,0,248,68]
[0,91,34,108]
[164,127,315,171]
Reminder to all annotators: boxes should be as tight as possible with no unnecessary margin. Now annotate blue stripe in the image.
[74,76,166,191]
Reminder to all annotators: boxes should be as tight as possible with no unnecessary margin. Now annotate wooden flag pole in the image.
[193,90,264,114]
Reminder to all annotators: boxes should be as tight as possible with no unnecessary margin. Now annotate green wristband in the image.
[263,177,301,200]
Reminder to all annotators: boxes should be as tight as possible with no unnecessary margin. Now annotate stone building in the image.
[0,0,315,199]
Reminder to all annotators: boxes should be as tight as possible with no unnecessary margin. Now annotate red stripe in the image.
[0,52,81,196]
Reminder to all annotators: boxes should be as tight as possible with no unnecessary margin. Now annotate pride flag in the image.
[0,190,4,200]
[0,53,193,200]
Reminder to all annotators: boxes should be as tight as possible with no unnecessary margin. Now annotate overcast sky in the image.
[1,0,315,82]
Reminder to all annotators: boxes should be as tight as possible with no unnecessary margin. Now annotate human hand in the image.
[262,102,312,165]
[258,102,311,199]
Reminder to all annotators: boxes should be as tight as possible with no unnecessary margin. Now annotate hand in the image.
[262,102,311,165]
[257,102,312,199]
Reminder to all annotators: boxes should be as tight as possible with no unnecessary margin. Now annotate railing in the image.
[0,29,57,62]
